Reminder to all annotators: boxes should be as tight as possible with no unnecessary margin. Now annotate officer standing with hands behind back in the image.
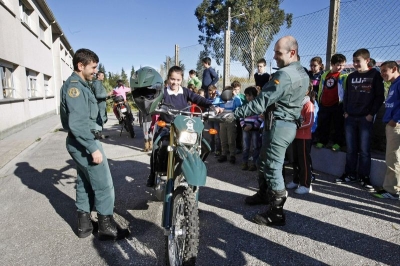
[217,36,309,226]
[60,48,129,240]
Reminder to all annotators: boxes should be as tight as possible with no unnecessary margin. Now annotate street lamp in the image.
[223,7,245,87]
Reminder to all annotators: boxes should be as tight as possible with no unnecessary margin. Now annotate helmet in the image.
[130,67,164,115]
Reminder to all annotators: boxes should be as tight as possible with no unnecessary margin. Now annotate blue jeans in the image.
[242,130,260,163]
[345,116,373,177]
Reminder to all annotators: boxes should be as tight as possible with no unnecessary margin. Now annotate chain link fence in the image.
[172,0,399,152]
[175,0,399,90]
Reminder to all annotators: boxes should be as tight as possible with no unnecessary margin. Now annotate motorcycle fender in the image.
[176,146,206,186]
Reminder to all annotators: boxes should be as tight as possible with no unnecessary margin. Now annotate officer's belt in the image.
[68,131,101,140]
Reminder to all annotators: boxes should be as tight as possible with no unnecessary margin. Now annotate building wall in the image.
[0,0,73,139]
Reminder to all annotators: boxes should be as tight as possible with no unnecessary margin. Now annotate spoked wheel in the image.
[165,186,199,266]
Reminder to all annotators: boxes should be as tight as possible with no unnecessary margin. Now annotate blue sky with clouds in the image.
[46,0,330,74]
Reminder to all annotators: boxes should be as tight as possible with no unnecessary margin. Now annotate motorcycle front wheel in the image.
[165,186,199,266]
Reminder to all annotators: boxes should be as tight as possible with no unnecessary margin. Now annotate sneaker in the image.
[311,173,316,183]
[214,151,221,157]
[335,173,347,183]
[248,164,257,171]
[335,173,356,183]
[332,144,341,151]
[345,175,358,182]
[229,156,236,164]
[295,185,312,194]
[241,162,248,170]
[218,155,227,163]
[286,181,299,189]
[372,190,399,200]
[315,143,324,148]
[361,177,375,192]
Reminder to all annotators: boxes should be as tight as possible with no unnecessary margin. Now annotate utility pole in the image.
[325,0,340,70]
[223,7,231,88]
[175,45,179,66]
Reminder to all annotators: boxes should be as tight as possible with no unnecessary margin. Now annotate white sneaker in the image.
[295,185,312,194]
[286,181,299,189]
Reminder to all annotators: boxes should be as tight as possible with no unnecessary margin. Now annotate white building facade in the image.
[0,0,73,139]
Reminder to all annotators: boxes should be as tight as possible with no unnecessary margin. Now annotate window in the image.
[19,0,31,27]
[39,19,49,45]
[44,75,52,97]
[0,65,15,99]
[26,69,39,98]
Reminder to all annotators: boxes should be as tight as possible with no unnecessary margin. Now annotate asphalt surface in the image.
[0,114,399,266]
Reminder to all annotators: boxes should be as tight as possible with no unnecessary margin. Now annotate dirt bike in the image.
[112,95,135,138]
[151,103,235,266]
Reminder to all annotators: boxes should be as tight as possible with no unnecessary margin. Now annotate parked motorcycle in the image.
[112,95,135,138]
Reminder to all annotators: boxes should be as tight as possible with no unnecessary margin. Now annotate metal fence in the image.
[174,0,400,91]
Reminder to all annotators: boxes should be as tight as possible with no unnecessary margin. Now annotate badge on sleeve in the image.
[274,79,280,85]
[68,87,80,98]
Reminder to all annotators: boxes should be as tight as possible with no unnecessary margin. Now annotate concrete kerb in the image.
[311,147,386,186]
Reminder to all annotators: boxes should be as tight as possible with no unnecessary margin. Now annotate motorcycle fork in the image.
[162,125,175,229]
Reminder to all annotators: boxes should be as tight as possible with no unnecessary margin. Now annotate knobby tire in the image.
[165,186,199,266]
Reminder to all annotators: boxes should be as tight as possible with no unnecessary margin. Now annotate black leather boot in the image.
[98,214,129,241]
[77,211,93,238]
[245,172,269,205]
[253,189,288,226]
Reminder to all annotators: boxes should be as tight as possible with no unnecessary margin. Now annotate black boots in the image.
[245,172,269,205]
[77,211,93,238]
[253,189,288,226]
[98,214,130,241]
[245,191,269,205]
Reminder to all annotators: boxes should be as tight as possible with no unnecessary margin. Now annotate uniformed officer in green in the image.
[234,36,309,226]
[60,48,128,240]
[91,70,108,130]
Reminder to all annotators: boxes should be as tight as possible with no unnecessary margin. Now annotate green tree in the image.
[130,66,135,79]
[121,68,128,86]
[163,57,186,72]
[195,0,292,79]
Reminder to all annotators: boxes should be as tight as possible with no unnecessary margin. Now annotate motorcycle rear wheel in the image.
[126,117,135,138]
[165,186,199,266]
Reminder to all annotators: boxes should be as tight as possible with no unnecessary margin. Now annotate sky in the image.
[46,0,330,75]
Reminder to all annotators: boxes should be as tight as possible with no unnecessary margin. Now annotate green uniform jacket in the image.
[234,61,309,120]
[91,79,108,125]
[188,76,202,89]
[60,72,101,154]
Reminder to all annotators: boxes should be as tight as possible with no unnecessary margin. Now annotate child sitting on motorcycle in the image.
[108,79,133,123]
[146,66,214,187]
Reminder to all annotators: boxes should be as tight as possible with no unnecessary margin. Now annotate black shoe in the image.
[335,173,356,183]
[98,214,130,241]
[361,177,375,192]
[218,155,227,163]
[253,210,286,226]
[146,173,155,187]
[229,156,236,164]
[311,173,316,183]
[245,192,269,205]
[77,211,93,238]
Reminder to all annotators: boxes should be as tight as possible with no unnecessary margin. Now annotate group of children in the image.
[145,50,400,199]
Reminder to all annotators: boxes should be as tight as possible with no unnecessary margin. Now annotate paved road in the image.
[0,114,399,265]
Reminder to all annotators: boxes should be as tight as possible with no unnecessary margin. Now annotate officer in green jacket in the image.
[233,36,309,226]
[91,70,108,129]
[60,48,128,240]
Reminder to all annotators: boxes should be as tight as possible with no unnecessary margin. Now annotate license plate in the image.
[121,106,127,113]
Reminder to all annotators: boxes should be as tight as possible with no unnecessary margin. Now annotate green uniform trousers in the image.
[66,137,115,215]
[258,120,297,191]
